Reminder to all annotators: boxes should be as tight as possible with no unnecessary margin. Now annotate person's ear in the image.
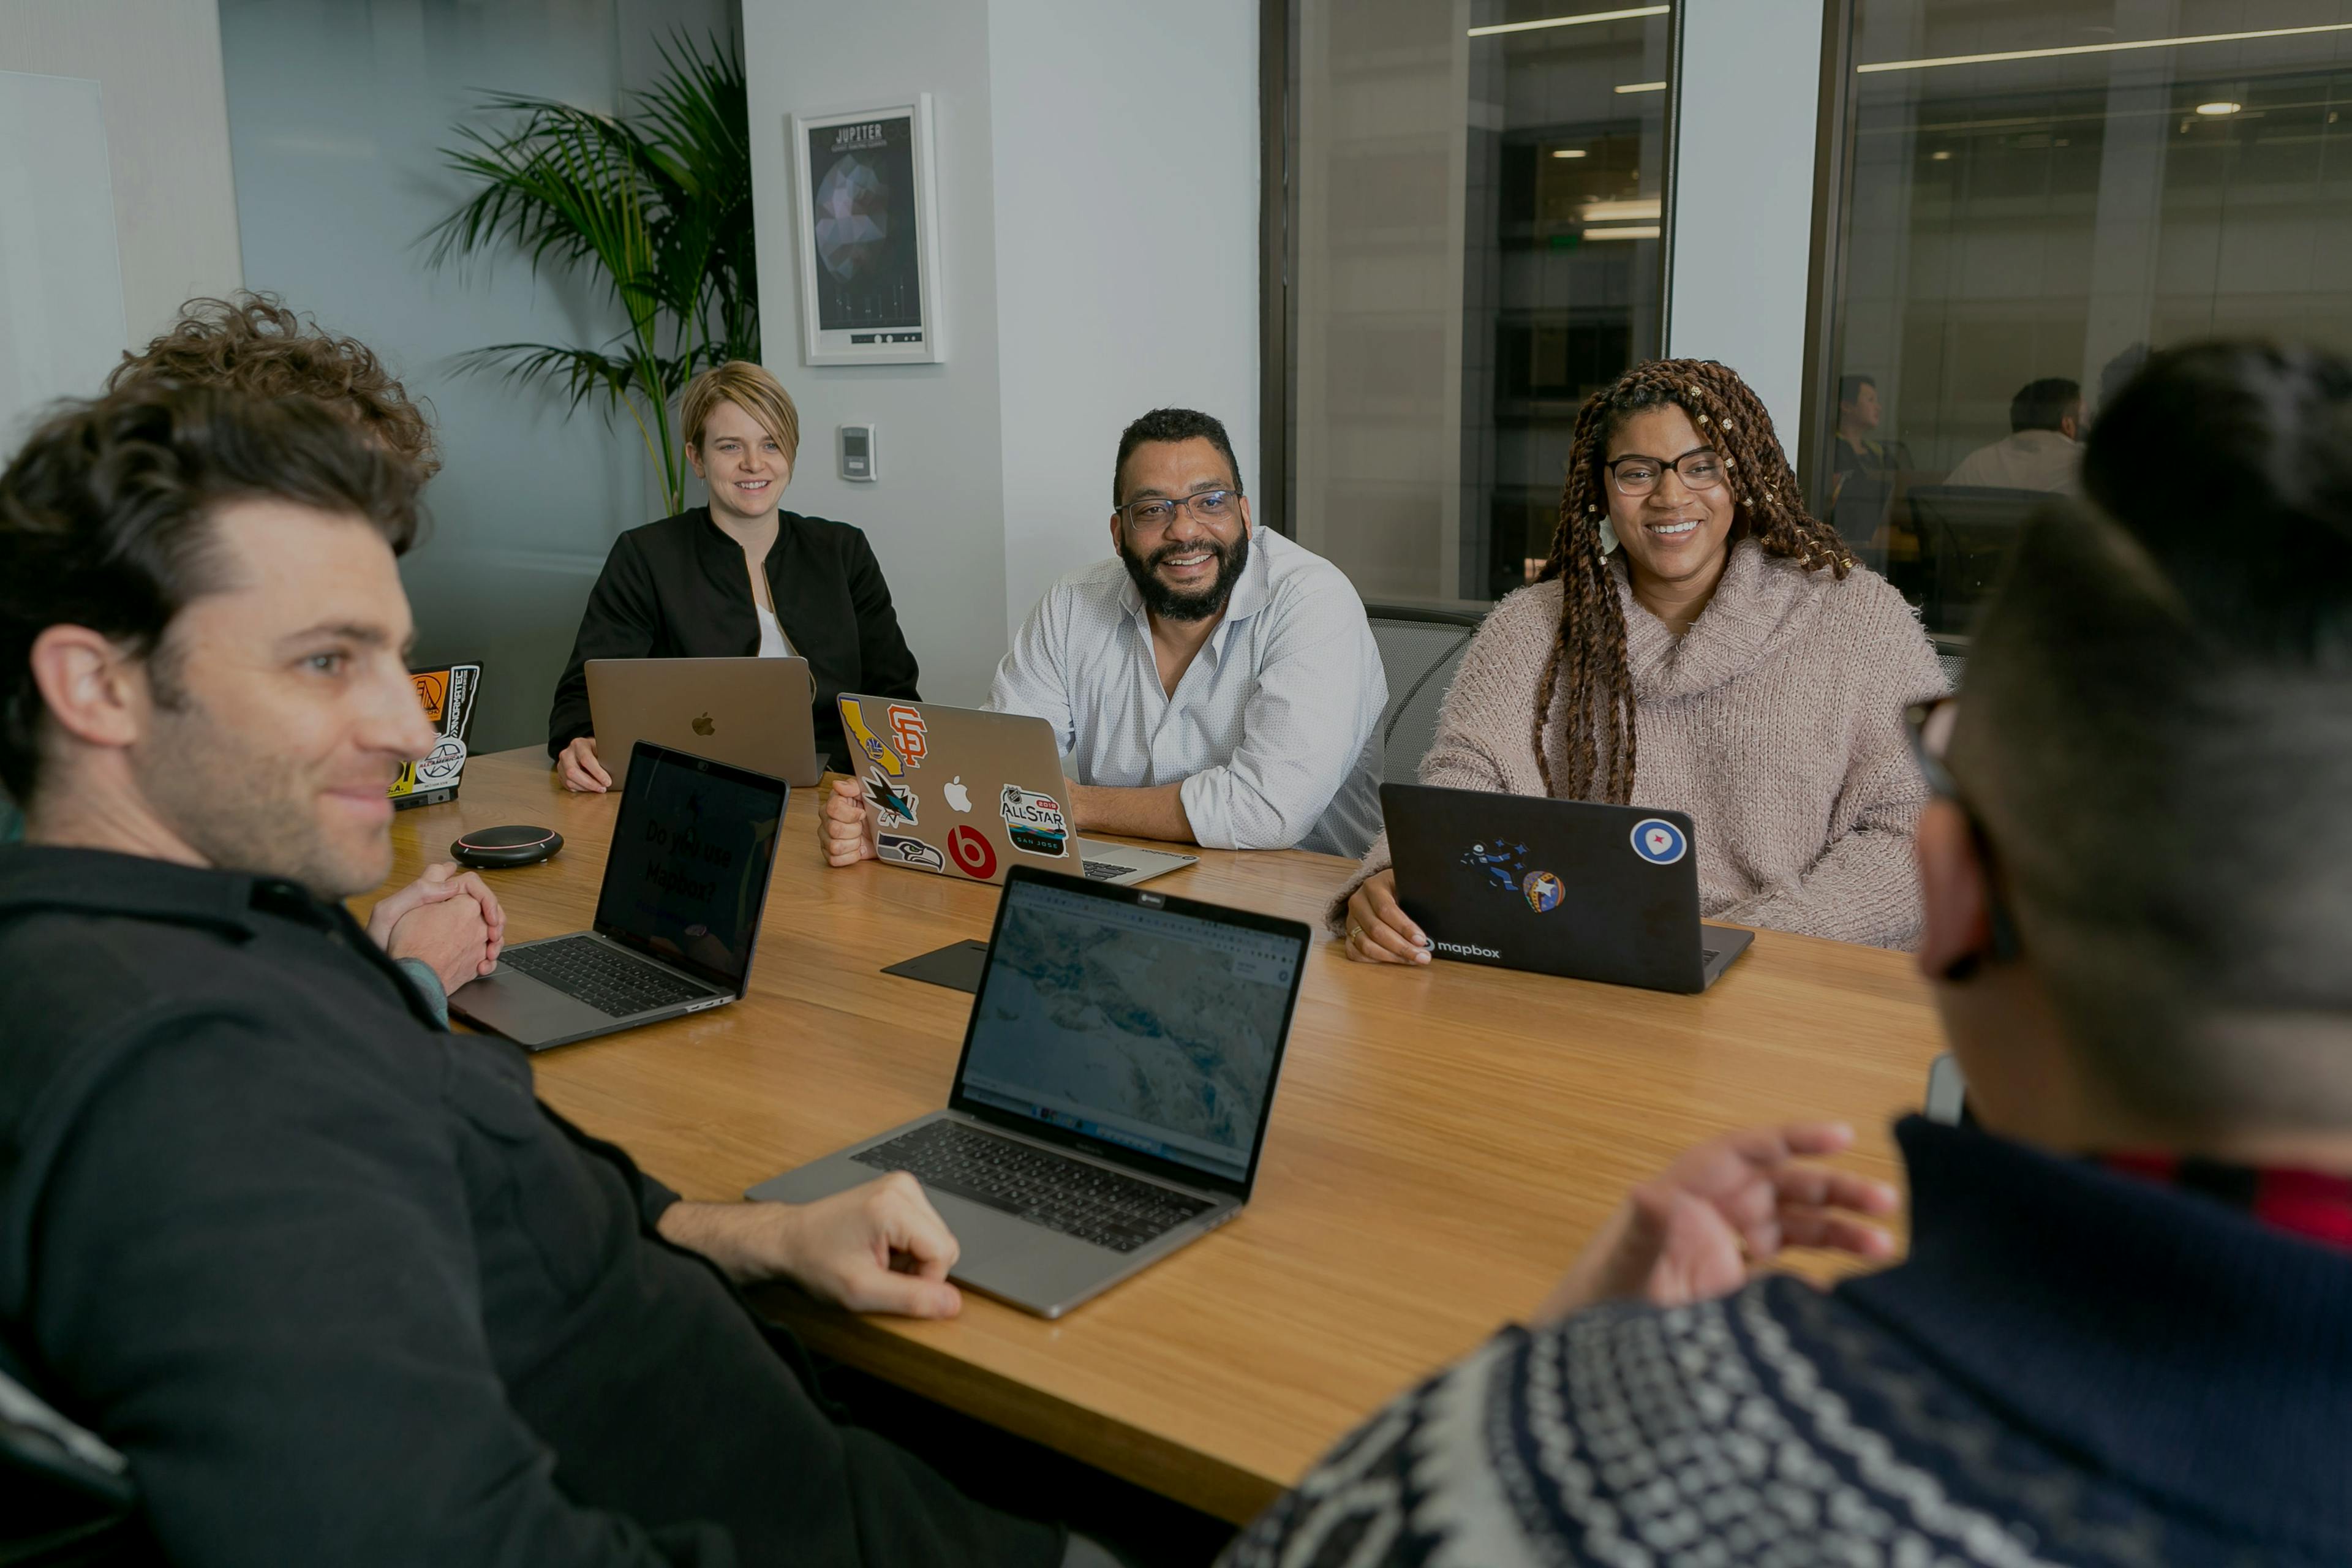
[1108,511,1124,554]
[28,624,151,755]
[685,442,706,481]
[1917,799,1994,982]
[1235,491,1253,534]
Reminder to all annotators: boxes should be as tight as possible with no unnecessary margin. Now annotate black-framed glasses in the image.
[1117,489,1241,533]
[1605,448,1725,497]
[1905,696,2022,970]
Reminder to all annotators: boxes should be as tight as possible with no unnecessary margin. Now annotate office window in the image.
[1283,1,1675,605]
[1817,0,2352,639]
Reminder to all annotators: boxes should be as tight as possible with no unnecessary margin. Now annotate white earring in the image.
[1597,518,1619,556]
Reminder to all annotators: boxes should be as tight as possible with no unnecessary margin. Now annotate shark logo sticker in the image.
[864,767,918,829]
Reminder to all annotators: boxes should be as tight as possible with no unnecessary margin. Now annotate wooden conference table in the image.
[372,747,1945,1525]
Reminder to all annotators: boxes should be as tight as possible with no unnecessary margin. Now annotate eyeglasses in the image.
[1117,489,1241,533]
[1605,449,1725,498]
[1904,696,2022,971]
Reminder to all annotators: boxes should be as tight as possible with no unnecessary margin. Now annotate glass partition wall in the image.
[1286,1,1675,605]
[1815,0,2352,640]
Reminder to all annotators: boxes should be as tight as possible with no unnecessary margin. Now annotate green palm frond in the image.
[423,31,757,511]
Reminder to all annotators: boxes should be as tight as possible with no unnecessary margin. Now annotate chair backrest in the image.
[1907,484,2049,631]
[1364,603,1488,786]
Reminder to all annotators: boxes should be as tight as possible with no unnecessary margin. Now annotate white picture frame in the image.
[789,95,944,366]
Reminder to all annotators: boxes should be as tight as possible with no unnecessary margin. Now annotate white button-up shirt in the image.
[987,525,1386,858]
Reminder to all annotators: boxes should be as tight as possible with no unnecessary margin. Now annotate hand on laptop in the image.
[1342,870,1431,965]
[1529,1121,1899,1327]
[818,777,878,865]
[369,862,505,993]
[657,1174,963,1319]
[557,735,612,793]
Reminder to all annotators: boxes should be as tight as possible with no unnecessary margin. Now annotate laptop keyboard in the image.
[1080,860,1128,881]
[853,1120,1213,1253]
[500,935,715,1019]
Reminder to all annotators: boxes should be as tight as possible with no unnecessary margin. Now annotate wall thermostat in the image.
[838,424,878,481]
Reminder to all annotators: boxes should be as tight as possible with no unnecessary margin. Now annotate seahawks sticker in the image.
[1630,817,1687,865]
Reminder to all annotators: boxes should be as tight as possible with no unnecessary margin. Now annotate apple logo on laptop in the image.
[692,712,715,737]
[943,776,971,813]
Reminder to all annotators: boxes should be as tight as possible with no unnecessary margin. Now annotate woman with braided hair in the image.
[1340,358,1945,956]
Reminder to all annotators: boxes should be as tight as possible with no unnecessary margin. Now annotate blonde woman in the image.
[549,361,919,786]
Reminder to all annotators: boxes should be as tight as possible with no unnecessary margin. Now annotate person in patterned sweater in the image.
[1227,341,2352,1568]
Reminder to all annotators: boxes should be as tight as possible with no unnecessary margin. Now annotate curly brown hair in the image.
[107,293,439,480]
[1531,358,1854,804]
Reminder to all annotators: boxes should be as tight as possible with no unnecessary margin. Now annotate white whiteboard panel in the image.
[0,69,129,451]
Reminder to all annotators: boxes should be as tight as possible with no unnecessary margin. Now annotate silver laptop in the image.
[587,656,824,788]
[448,742,786,1051]
[838,694,1196,886]
[750,867,1309,1317]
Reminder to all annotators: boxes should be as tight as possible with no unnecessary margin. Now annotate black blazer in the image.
[548,508,920,773]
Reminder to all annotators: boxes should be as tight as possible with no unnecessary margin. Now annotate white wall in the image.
[1665,0,1822,447]
[744,0,1259,704]
[0,71,127,448]
[0,0,243,349]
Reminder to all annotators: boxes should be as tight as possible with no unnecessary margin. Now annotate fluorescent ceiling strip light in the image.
[1582,199,1662,221]
[1858,21,2352,74]
[1615,80,1668,93]
[1583,225,1660,239]
[1468,6,1668,37]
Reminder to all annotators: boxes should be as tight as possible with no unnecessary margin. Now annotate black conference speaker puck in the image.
[450,824,564,870]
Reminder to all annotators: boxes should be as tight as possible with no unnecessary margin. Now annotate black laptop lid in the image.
[1381,782,1706,993]
[948,868,1309,1200]
[593,742,788,994]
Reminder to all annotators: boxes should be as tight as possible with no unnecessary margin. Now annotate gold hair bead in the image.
[1724,420,1736,432]
[1696,412,1709,424]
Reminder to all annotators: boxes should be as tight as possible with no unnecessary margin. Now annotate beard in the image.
[1118,527,1250,623]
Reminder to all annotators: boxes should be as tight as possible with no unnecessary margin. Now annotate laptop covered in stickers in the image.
[836,695,1196,887]
[1380,782,1753,993]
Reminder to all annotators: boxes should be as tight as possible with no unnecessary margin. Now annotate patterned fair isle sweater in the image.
[1342,541,1947,949]
[1223,1118,2352,1568]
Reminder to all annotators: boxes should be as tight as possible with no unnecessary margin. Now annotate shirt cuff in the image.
[1178,771,1235,851]
[393,957,450,1028]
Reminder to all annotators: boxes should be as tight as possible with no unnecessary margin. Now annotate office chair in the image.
[1,1362,141,1565]
[1905,485,2050,635]
[1364,603,1488,785]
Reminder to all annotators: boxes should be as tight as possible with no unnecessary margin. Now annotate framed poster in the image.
[790,96,944,366]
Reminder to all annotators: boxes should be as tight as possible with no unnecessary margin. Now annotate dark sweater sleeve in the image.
[844,529,920,700]
[27,1014,729,1567]
[550,533,663,758]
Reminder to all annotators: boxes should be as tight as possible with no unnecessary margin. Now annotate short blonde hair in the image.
[680,360,801,466]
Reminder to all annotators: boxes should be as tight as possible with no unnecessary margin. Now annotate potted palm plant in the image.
[425,32,757,515]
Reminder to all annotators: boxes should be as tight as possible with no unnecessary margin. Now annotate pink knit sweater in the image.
[1343,541,1948,949]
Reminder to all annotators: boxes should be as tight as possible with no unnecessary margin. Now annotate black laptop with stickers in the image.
[1379,782,1753,993]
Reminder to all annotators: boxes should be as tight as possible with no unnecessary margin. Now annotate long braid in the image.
[1531,358,1853,804]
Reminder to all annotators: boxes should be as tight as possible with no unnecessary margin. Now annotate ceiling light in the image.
[1929,149,1953,159]
[2195,100,2242,116]
[1582,198,1662,221]
[1858,21,2352,74]
[1582,225,1660,240]
[1551,148,1589,158]
[1468,5,1668,38]
[1614,80,1667,94]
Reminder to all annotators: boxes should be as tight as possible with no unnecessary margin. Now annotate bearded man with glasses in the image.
[1226,341,2352,1567]
[820,406,1386,863]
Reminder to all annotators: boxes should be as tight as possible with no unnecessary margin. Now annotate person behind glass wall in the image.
[1340,358,1945,956]
[548,360,919,788]
[1228,340,2352,1568]
[816,406,1387,863]
[1826,372,1911,502]
[1946,376,2083,495]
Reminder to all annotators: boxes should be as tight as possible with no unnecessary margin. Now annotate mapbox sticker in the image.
[878,833,945,872]
[998,785,1069,858]
[886,704,928,767]
[1630,818,1687,865]
[865,768,918,828]
[947,825,998,880]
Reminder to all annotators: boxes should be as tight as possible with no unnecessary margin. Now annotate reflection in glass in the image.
[1821,1,2352,639]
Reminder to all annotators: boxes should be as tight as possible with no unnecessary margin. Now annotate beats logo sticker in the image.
[947,825,997,879]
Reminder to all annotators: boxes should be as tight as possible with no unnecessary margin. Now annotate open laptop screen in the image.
[956,876,1303,1188]
[594,744,786,991]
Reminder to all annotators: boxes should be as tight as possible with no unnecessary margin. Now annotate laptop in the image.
[390,661,482,812]
[1382,782,1754,993]
[837,695,1196,886]
[448,742,787,1050]
[750,867,1308,1317]
[587,656,824,788]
